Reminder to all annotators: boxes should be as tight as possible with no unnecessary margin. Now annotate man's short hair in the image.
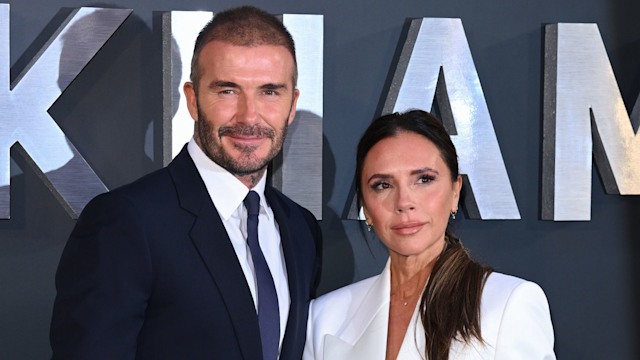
[190,6,298,89]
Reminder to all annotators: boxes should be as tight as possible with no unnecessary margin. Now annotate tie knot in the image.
[244,191,260,216]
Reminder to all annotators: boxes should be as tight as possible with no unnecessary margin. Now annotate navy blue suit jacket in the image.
[50,147,322,360]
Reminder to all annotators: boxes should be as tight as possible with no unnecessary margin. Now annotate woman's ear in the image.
[361,205,370,223]
[452,175,462,211]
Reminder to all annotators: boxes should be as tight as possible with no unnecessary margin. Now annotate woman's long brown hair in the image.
[355,110,493,359]
[420,230,492,359]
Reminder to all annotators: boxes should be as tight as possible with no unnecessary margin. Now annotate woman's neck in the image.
[389,256,433,301]
[388,239,444,293]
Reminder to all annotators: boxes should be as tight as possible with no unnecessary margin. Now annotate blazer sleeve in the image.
[50,193,152,360]
[494,281,556,360]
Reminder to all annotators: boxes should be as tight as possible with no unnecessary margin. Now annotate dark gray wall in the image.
[1,0,639,358]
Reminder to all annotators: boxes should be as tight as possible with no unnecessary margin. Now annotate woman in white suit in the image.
[304,110,556,359]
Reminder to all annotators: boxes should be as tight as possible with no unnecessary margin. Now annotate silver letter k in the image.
[0,5,131,219]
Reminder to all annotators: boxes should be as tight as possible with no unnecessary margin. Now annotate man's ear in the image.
[184,82,198,122]
[287,88,300,125]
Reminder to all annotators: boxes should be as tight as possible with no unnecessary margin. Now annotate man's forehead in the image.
[197,41,296,85]
[203,40,293,58]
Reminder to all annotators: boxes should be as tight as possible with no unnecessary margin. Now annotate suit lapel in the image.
[264,187,302,358]
[168,147,262,360]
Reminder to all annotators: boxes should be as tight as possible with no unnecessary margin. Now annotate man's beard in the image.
[196,108,289,177]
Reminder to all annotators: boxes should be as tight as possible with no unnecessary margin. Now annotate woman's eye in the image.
[371,182,390,190]
[418,175,435,184]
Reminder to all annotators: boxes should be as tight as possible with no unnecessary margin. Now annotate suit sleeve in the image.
[300,207,323,299]
[310,218,323,299]
[50,193,152,360]
[494,281,556,360]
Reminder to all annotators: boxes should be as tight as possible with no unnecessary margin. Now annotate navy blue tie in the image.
[244,191,280,360]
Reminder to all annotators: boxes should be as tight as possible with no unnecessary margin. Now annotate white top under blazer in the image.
[304,260,556,359]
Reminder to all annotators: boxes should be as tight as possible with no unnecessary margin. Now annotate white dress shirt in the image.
[188,139,290,353]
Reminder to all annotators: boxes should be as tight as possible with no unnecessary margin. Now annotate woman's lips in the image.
[390,221,425,235]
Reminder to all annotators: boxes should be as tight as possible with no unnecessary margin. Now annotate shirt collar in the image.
[187,138,269,221]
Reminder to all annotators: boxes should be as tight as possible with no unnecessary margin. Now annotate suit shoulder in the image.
[77,167,176,223]
[112,167,173,197]
[101,167,175,203]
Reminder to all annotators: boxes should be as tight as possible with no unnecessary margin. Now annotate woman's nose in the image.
[395,187,416,213]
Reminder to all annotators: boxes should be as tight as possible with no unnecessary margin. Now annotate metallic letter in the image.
[347,18,520,220]
[543,24,640,221]
[0,6,131,218]
[162,11,323,219]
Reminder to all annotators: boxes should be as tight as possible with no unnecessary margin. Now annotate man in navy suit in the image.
[50,6,322,360]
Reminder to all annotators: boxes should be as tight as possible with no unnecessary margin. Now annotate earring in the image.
[450,210,457,220]
[366,222,372,232]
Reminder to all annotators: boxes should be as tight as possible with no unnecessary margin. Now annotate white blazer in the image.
[304,260,556,359]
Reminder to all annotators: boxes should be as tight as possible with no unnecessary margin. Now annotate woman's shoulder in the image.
[479,272,554,347]
[482,272,548,306]
[475,273,556,358]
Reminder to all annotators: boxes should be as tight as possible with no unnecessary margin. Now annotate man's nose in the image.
[237,93,259,124]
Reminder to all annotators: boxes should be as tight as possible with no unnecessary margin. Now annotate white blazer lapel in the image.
[324,308,387,360]
[325,260,392,360]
